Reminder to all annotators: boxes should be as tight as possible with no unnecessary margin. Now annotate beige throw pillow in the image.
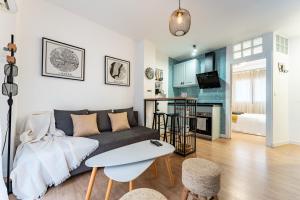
[71,113,100,137]
[108,112,130,132]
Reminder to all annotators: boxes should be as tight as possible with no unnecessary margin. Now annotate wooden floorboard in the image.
[9,133,300,200]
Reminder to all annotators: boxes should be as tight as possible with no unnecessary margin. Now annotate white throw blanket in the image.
[11,112,99,200]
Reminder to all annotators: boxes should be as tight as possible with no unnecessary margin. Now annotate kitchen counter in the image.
[168,102,222,107]
[144,97,197,156]
[144,97,198,101]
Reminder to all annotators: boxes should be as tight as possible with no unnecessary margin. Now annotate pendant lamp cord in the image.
[179,0,181,9]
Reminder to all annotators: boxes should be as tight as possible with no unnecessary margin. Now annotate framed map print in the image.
[42,38,85,81]
[105,56,130,86]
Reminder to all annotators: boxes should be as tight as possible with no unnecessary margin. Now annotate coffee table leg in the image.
[129,181,134,191]
[164,156,174,185]
[85,167,98,200]
[151,161,158,177]
[105,179,113,200]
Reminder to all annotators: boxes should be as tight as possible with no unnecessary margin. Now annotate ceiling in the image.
[46,0,300,60]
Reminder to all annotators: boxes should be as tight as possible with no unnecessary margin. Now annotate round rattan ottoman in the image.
[119,188,167,200]
[181,158,221,200]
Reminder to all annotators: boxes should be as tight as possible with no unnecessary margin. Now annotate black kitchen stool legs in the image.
[165,113,181,146]
[152,112,167,141]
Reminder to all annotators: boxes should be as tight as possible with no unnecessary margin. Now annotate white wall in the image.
[288,37,300,144]
[272,33,289,146]
[16,0,136,132]
[133,41,169,127]
[226,32,274,146]
[0,10,17,176]
[155,50,169,116]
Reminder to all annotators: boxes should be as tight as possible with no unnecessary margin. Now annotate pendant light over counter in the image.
[169,0,191,37]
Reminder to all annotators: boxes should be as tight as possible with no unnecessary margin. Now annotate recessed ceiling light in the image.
[191,45,197,56]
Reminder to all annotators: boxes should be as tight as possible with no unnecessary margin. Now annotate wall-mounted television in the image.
[196,71,221,89]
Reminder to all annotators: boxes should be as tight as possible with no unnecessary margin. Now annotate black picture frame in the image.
[42,37,85,81]
[105,56,130,86]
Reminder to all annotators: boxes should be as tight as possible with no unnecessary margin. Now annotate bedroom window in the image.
[232,69,266,114]
[233,37,263,59]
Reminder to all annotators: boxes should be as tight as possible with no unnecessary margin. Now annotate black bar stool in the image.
[152,112,166,138]
[165,113,181,145]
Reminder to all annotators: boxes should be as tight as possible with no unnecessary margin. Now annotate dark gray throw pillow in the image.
[54,109,89,136]
[115,107,138,127]
[88,109,113,132]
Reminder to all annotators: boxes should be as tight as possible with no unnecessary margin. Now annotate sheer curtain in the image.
[232,69,266,114]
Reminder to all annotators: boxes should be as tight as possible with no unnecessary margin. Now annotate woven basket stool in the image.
[120,188,167,200]
[181,158,221,200]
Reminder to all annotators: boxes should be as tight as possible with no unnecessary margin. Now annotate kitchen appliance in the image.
[196,71,221,89]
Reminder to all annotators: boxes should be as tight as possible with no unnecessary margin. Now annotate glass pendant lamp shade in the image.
[169,0,191,36]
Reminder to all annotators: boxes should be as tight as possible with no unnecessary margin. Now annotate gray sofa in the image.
[53,108,159,176]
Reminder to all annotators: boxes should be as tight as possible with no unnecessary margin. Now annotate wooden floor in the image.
[9,133,300,200]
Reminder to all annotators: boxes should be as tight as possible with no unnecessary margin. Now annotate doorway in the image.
[231,59,267,140]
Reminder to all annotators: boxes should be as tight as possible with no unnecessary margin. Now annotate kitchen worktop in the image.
[168,102,222,107]
[144,97,197,101]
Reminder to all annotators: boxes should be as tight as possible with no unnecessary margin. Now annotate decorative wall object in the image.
[155,68,163,81]
[145,67,154,80]
[42,38,85,81]
[278,63,288,73]
[105,56,130,86]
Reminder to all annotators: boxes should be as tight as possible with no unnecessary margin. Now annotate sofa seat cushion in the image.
[70,126,159,176]
[86,126,159,155]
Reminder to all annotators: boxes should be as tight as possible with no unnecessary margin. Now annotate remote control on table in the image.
[150,140,162,147]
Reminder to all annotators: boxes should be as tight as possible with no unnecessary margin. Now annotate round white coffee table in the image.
[84,140,175,200]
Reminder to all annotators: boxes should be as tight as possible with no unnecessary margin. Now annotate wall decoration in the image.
[155,68,163,81]
[145,67,154,80]
[105,56,130,86]
[42,38,85,81]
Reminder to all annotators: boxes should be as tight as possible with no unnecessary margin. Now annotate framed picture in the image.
[105,56,130,86]
[42,38,85,81]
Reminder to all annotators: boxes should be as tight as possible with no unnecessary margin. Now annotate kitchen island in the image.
[144,97,197,156]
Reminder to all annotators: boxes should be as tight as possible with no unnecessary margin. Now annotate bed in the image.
[231,113,266,136]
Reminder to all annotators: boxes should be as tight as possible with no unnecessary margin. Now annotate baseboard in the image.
[272,140,290,147]
[289,140,300,145]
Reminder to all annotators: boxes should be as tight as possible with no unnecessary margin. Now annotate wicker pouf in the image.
[182,158,221,200]
[119,188,167,200]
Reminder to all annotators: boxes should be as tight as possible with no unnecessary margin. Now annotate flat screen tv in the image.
[196,71,221,89]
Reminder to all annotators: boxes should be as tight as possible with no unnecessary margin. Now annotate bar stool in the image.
[165,113,181,145]
[152,112,166,135]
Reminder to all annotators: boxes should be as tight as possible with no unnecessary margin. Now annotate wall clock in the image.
[145,67,154,80]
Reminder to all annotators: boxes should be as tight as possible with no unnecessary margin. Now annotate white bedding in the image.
[232,113,266,136]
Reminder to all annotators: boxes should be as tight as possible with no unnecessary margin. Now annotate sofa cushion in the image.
[108,112,130,132]
[70,126,159,176]
[115,107,138,127]
[89,108,138,132]
[54,109,88,136]
[88,109,112,132]
[71,113,100,137]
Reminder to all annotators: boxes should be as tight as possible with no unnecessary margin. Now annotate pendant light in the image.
[169,0,191,37]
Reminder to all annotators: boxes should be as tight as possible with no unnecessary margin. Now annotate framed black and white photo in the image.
[105,56,130,86]
[42,38,85,81]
